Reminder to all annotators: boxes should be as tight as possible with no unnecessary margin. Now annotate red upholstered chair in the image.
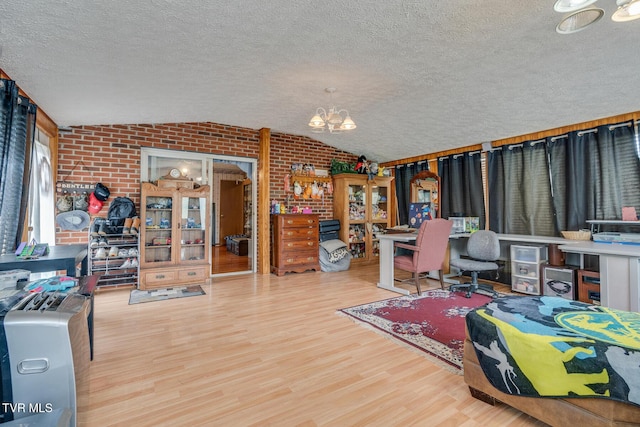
[393,218,453,294]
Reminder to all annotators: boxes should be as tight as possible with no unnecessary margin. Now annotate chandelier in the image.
[554,0,640,34]
[308,88,356,134]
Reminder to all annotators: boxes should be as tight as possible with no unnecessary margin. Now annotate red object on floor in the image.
[340,290,493,370]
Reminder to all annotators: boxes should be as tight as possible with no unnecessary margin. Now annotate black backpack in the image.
[107,197,137,227]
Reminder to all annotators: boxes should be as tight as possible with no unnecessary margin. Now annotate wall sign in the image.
[55,181,94,213]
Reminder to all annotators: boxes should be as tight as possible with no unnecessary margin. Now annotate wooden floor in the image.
[211,245,252,274]
[85,264,547,427]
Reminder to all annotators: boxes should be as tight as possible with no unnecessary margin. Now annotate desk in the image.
[77,275,97,360]
[0,244,88,277]
[558,241,640,312]
[378,232,580,295]
[377,232,418,295]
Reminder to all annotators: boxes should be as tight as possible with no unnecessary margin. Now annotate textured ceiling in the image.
[1,1,639,162]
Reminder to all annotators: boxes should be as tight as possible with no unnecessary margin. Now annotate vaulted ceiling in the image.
[1,1,639,162]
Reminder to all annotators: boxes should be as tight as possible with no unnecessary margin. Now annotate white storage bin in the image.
[511,245,547,263]
[512,276,540,295]
[510,245,547,295]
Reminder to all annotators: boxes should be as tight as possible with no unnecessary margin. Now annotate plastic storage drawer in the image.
[511,245,547,263]
[512,276,541,295]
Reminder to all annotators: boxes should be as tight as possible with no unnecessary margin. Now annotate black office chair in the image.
[449,230,500,298]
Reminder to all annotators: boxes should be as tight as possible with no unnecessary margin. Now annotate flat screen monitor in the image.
[408,203,433,228]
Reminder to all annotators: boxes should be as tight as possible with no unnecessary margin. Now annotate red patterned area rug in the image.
[339,289,492,373]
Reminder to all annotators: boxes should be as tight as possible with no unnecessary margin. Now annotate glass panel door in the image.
[348,183,367,259]
[180,195,207,262]
[143,193,173,265]
[370,184,389,258]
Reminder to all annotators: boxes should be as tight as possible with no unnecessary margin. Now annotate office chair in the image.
[393,218,453,294]
[449,230,500,298]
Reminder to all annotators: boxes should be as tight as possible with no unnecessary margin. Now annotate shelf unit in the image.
[139,182,211,290]
[510,244,547,295]
[332,174,394,263]
[88,231,139,288]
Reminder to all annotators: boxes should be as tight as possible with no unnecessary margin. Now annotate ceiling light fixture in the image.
[556,7,605,33]
[554,0,640,33]
[308,88,356,134]
[554,0,599,12]
[612,0,640,21]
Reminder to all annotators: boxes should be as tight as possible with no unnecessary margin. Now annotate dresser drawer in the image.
[280,215,319,228]
[178,266,207,282]
[142,269,178,286]
[280,251,319,267]
[280,227,318,239]
[281,239,318,250]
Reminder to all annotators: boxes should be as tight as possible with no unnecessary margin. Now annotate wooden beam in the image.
[380,111,640,168]
[258,128,271,275]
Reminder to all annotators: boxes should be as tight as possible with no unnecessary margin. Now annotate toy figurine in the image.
[293,181,303,199]
[355,155,368,174]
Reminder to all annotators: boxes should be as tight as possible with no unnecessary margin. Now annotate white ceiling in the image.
[1,1,639,162]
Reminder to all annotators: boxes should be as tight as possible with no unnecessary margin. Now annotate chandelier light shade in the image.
[308,88,356,133]
[612,0,640,21]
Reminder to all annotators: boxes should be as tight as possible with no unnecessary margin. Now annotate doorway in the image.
[211,159,255,275]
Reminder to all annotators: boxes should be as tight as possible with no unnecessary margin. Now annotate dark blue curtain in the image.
[488,122,640,236]
[548,123,640,232]
[395,161,429,225]
[0,79,37,255]
[438,153,485,227]
[488,141,555,235]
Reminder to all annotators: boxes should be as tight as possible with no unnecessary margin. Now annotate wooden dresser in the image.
[270,214,320,276]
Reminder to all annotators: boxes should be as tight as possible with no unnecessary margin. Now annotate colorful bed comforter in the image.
[466,296,640,407]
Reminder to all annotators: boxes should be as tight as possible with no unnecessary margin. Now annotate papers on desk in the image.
[385,226,417,234]
[593,232,640,245]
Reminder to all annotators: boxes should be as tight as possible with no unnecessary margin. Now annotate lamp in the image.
[554,0,640,33]
[308,88,356,133]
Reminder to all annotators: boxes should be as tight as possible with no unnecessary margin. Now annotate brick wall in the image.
[56,122,357,245]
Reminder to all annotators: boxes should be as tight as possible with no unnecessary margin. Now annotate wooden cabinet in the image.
[410,170,440,217]
[270,214,320,276]
[139,182,211,290]
[577,269,601,305]
[332,174,394,263]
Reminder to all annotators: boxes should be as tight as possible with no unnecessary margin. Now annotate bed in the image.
[464,296,640,426]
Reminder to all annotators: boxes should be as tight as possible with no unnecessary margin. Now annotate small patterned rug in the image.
[129,285,206,304]
[339,289,492,372]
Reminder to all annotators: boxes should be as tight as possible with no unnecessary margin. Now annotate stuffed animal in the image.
[355,155,368,174]
[293,181,303,199]
[303,184,313,199]
[368,161,378,180]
